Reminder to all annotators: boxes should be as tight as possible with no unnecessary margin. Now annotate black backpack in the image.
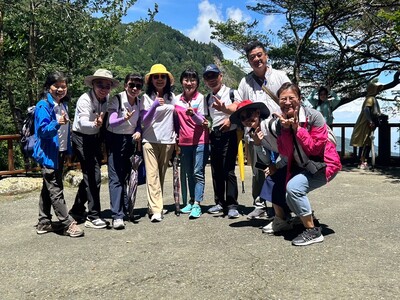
[20,105,37,158]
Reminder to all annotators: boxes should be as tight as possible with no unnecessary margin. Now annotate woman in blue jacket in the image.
[33,71,84,237]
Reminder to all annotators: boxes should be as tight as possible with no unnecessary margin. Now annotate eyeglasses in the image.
[240,110,256,122]
[95,83,112,90]
[153,74,167,80]
[204,73,219,80]
[279,96,299,103]
[128,82,143,89]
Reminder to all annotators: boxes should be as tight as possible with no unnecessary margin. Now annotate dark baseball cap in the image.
[203,64,221,76]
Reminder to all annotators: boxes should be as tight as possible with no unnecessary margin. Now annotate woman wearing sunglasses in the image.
[69,69,119,229]
[106,73,143,229]
[140,64,176,222]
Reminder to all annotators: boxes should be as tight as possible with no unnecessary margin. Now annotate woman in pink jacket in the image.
[274,82,341,246]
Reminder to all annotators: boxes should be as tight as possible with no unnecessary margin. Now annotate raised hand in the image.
[273,112,291,128]
[94,112,104,127]
[58,110,69,125]
[124,108,135,121]
[156,92,164,106]
[186,101,194,116]
[251,126,264,145]
[211,95,226,112]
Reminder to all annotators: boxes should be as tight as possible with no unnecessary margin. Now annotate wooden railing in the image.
[1,122,399,176]
[331,121,400,164]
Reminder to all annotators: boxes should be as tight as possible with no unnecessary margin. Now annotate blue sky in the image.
[124,0,399,124]
[123,0,283,64]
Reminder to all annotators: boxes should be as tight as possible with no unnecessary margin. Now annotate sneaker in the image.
[247,207,267,219]
[292,227,324,246]
[358,162,368,170]
[84,218,107,229]
[189,204,202,219]
[36,223,54,235]
[180,203,193,214]
[254,196,264,207]
[113,219,125,230]
[207,204,223,214]
[262,216,293,234]
[65,221,84,237]
[151,213,163,222]
[227,208,240,219]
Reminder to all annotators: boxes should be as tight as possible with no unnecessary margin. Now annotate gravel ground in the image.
[0,165,399,300]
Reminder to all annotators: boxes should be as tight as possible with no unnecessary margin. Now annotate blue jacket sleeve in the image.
[35,101,60,139]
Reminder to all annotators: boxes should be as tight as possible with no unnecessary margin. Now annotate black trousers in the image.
[70,131,103,220]
[210,129,238,209]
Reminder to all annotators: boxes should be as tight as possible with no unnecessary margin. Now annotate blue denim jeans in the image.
[180,144,209,203]
[285,168,337,217]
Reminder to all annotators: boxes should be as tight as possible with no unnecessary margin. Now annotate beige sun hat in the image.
[145,64,174,85]
[84,69,120,88]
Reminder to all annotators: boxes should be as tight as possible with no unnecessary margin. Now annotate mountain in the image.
[114,21,245,93]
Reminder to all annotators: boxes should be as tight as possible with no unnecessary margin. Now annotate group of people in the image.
[33,40,343,246]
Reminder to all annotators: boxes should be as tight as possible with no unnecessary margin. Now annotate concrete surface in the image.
[0,165,399,300]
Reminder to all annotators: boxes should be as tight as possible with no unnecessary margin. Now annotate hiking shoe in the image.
[292,227,324,246]
[262,216,293,234]
[189,204,202,219]
[151,213,163,223]
[247,207,267,219]
[180,203,193,214]
[36,223,54,235]
[69,211,87,224]
[207,204,223,214]
[113,219,125,230]
[84,218,107,229]
[65,221,84,237]
[227,208,240,219]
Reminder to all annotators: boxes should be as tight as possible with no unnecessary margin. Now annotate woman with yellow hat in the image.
[140,64,176,222]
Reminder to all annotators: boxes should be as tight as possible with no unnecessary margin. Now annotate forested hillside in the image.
[114,21,245,94]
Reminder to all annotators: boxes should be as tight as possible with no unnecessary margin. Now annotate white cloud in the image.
[187,0,222,43]
[186,0,248,65]
[226,7,250,23]
[262,15,276,31]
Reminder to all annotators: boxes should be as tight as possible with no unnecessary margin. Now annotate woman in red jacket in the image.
[274,82,341,246]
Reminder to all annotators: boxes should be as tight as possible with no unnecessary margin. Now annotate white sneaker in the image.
[113,219,125,230]
[262,216,293,234]
[151,213,163,222]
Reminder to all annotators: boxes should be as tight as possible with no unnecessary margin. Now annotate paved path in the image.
[0,165,399,299]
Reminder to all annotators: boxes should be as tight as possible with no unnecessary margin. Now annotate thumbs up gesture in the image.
[94,112,104,127]
[58,110,69,125]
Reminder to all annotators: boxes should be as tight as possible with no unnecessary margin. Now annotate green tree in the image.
[210,0,400,108]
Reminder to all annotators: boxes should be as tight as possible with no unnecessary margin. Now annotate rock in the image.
[0,165,109,195]
[0,177,42,196]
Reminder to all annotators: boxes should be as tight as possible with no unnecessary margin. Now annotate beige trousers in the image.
[142,142,174,214]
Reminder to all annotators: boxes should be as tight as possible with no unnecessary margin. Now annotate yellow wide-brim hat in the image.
[145,64,174,85]
[84,69,120,88]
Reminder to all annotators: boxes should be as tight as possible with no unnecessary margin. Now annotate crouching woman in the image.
[274,82,341,246]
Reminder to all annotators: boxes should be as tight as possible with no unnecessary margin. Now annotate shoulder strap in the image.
[229,89,235,102]
[268,118,277,139]
[115,94,122,111]
[206,93,211,116]
[251,72,279,104]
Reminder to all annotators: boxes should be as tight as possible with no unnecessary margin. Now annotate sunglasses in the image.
[204,73,219,80]
[95,83,112,90]
[128,82,143,89]
[153,74,167,80]
[240,110,256,122]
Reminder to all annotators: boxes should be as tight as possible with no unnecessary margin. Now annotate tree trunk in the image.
[27,0,37,106]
